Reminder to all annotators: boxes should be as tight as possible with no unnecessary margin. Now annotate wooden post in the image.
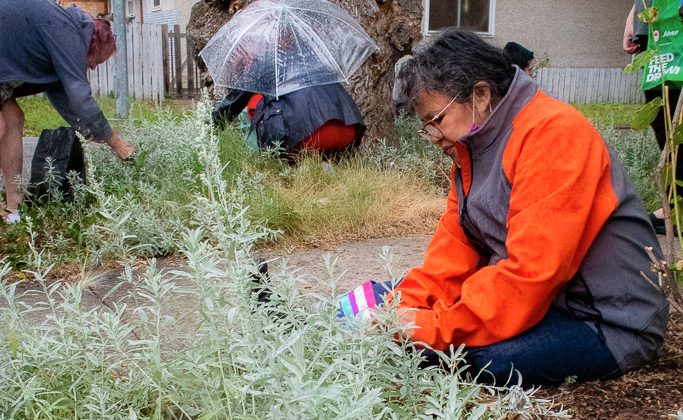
[113,0,129,118]
[186,34,195,96]
[131,23,144,99]
[161,24,170,96]
[173,24,182,97]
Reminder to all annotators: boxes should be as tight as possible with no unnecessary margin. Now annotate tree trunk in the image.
[186,0,423,147]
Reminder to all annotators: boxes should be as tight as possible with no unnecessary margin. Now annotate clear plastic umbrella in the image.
[199,0,379,97]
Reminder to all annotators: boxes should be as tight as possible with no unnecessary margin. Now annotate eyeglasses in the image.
[417,93,460,141]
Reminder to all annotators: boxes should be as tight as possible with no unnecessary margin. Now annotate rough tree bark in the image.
[187,0,423,147]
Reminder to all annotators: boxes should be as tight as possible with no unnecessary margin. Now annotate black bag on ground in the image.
[28,127,86,200]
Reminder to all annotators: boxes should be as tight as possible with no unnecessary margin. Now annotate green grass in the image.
[572,102,643,128]
[262,156,444,244]
[17,96,191,136]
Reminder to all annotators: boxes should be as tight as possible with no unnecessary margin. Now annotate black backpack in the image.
[28,127,86,200]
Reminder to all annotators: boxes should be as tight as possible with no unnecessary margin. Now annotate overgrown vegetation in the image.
[2,101,449,268]
[571,103,642,128]
[0,244,567,418]
[599,125,660,211]
[17,96,191,136]
[0,100,569,418]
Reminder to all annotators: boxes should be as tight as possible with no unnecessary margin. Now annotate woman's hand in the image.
[106,133,138,161]
[397,307,417,338]
[623,5,640,54]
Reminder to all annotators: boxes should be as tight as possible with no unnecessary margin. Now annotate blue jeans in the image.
[340,282,621,386]
[443,308,620,386]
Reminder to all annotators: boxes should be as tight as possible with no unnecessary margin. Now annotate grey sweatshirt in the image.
[0,0,113,141]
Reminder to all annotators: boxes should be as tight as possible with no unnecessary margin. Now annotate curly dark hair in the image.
[409,29,515,107]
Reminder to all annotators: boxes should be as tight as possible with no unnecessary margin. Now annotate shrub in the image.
[0,254,568,418]
[598,125,660,212]
[0,100,568,418]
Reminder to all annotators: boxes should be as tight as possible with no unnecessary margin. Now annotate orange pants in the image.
[247,94,358,152]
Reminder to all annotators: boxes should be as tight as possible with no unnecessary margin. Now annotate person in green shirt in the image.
[623,0,682,234]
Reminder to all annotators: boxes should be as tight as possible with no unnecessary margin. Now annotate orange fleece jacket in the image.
[394,90,618,350]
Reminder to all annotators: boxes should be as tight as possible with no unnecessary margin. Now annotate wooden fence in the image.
[88,23,164,101]
[89,29,646,105]
[536,67,645,104]
[88,23,200,101]
[162,24,201,99]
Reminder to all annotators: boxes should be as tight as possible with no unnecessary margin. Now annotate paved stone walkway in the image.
[21,137,38,177]
[1,235,431,346]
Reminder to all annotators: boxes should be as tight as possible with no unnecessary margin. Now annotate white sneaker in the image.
[2,211,20,225]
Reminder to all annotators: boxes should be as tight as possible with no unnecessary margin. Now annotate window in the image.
[152,0,161,9]
[424,0,494,34]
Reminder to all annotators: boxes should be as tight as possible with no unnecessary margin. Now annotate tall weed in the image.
[5,106,277,266]
[598,125,660,211]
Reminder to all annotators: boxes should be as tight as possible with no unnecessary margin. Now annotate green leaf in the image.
[637,6,658,24]
[672,124,683,146]
[387,402,411,418]
[8,333,19,359]
[624,50,656,73]
[632,98,663,130]
[153,369,162,383]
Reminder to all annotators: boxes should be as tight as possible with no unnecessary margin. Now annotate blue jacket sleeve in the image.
[38,24,113,142]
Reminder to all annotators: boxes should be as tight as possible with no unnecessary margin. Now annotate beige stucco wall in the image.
[490,0,633,68]
[175,0,199,27]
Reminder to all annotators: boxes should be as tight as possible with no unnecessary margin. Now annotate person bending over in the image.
[0,1,137,224]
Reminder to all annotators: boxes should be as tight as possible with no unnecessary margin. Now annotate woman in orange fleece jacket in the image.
[339,29,668,386]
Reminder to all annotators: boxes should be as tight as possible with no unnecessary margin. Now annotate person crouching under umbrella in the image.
[212,83,365,160]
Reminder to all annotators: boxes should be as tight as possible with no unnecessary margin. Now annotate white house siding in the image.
[142,0,180,26]
[175,0,199,27]
[491,0,633,68]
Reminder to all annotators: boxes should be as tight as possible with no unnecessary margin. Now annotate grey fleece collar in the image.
[460,68,538,157]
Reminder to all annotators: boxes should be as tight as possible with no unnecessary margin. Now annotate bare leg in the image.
[0,108,6,217]
[0,99,25,212]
